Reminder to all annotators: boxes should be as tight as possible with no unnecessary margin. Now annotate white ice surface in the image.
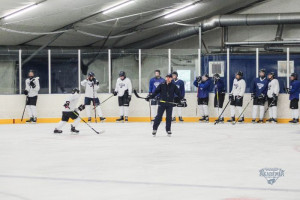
[0,122,299,200]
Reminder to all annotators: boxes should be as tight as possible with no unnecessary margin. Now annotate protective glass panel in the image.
[0,50,19,94]
[141,49,169,93]
[51,49,78,94]
[21,49,48,94]
[80,49,109,93]
[171,49,198,92]
[111,49,139,92]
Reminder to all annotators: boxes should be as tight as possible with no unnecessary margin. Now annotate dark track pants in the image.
[153,104,173,132]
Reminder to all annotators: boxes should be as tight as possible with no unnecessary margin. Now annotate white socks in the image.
[215,107,223,118]
[119,106,124,116]
[26,105,37,118]
[292,109,299,119]
[56,121,67,130]
[86,105,91,118]
[230,106,243,118]
[203,105,208,116]
[96,106,103,117]
[198,105,203,116]
[172,107,182,117]
[259,106,265,120]
[124,107,129,117]
[252,105,265,120]
[151,105,158,118]
[55,118,80,131]
[272,106,277,119]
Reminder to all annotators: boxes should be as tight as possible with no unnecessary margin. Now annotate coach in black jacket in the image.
[146,73,183,136]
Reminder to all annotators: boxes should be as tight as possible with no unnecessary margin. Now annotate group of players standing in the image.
[23,68,300,135]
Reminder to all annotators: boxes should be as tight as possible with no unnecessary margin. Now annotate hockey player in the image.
[193,74,212,122]
[250,69,269,123]
[227,71,246,123]
[114,71,132,122]
[171,71,186,122]
[146,73,183,136]
[54,88,85,134]
[288,73,300,123]
[266,72,280,123]
[81,72,105,123]
[149,70,165,121]
[213,73,225,123]
[24,70,40,123]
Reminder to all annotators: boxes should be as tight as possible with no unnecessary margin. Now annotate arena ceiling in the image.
[0,0,263,48]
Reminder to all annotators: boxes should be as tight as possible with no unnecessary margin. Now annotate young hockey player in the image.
[171,71,186,122]
[24,70,40,123]
[266,72,280,123]
[250,69,269,123]
[146,74,184,136]
[193,74,212,122]
[81,72,105,123]
[54,88,85,134]
[288,73,300,123]
[114,71,132,122]
[213,73,225,123]
[149,70,165,121]
[227,71,246,123]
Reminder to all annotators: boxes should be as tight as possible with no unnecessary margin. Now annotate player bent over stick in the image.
[146,74,184,137]
[81,72,105,123]
[54,88,85,134]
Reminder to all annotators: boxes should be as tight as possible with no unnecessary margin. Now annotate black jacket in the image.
[150,81,183,103]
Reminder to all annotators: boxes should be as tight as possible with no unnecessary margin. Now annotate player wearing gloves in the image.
[149,70,165,121]
[114,71,132,122]
[146,74,183,136]
[227,71,246,123]
[193,74,212,122]
[81,72,105,123]
[24,70,40,123]
[171,71,186,122]
[54,88,85,134]
[266,72,280,123]
[213,73,225,123]
[250,69,269,123]
[288,73,300,123]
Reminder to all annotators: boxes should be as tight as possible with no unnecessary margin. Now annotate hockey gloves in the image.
[113,91,118,96]
[78,104,85,111]
[24,90,28,95]
[29,80,36,88]
[64,101,70,109]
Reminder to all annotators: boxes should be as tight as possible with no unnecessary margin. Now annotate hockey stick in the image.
[149,100,152,124]
[72,111,101,134]
[233,97,254,125]
[263,97,276,119]
[214,100,231,125]
[21,96,28,122]
[92,84,97,123]
[133,90,179,105]
[101,94,114,105]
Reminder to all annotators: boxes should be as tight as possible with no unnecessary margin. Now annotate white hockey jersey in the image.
[63,93,80,112]
[231,78,246,96]
[267,79,280,98]
[25,77,40,97]
[115,77,132,97]
[81,79,99,98]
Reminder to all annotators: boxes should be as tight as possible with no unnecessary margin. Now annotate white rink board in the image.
[0,122,299,200]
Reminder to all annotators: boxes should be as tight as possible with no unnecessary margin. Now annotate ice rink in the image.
[0,122,299,200]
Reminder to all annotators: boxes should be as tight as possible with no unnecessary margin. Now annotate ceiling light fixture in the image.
[3,1,44,20]
[164,3,197,19]
[103,0,134,15]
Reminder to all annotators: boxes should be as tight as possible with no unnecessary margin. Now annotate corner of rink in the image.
[0,117,295,124]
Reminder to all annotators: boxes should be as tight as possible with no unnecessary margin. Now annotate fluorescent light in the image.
[103,0,134,14]
[165,4,197,19]
[4,3,38,20]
